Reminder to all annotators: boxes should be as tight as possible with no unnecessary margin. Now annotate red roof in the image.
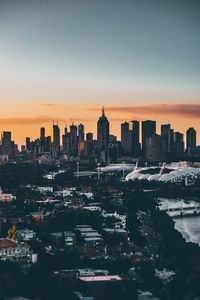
[0,239,30,249]
[0,239,18,249]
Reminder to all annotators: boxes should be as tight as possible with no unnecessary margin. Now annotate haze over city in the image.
[0,0,199,144]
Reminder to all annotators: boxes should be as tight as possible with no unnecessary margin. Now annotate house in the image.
[83,206,101,212]
[17,229,36,241]
[0,187,16,202]
[37,186,53,194]
[54,189,73,197]
[0,239,32,264]
[30,211,51,222]
[50,231,76,247]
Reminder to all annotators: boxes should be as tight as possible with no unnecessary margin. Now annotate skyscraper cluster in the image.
[0,108,199,163]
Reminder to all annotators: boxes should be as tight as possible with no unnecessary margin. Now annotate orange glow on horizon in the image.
[0,106,199,146]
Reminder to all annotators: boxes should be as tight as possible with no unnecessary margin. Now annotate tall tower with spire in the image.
[97,107,110,162]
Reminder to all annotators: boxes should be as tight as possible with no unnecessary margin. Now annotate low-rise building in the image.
[0,155,9,165]
[37,186,53,194]
[17,229,36,241]
[83,206,101,212]
[54,189,73,197]
[0,187,16,202]
[0,239,32,264]
[50,231,76,247]
[75,225,103,246]
[30,211,51,222]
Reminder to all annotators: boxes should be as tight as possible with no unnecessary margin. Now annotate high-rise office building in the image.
[142,120,156,156]
[40,127,45,141]
[85,132,93,157]
[97,107,110,162]
[62,127,70,154]
[86,132,93,141]
[146,133,163,162]
[186,127,196,156]
[130,120,140,157]
[121,122,132,155]
[1,131,12,157]
[78,124,85,141]
[52,123,60,157]
[26,137,31,151]
[70,124,78,155]
[53,123,60,147]
[40,127,45,152]
[172,131,184,158]
[45,136,52,152]
[161,124,171,159]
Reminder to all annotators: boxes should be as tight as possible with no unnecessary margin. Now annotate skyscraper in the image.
[85,132,93,157]
[97,107,110,162]
[62,127,71,154]
[121,122,132,155]
[161,124,171,159]
[40,127,45,141]
[53,123,60,147]
[40,127,45,152]
[78,124,85,141]
[186,127,196,156]
[130,120,140,157]
[52,123,60,157]
[146,133,163,162]
[1,131,12,157]
[45,136,52,152]
[26,137,31,151]
[172,131,184,158]
[142,120,156,157]
[70,123,78,155]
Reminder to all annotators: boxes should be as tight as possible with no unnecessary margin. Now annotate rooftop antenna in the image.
[102,106,105,116]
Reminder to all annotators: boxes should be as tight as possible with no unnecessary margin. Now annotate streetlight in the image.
[122,161,125,181]
[97,163,100,181]
[77,161,80,178]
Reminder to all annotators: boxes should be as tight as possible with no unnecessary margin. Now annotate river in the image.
[159,198,200,246]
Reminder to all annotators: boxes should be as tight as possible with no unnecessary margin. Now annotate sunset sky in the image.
[0,0,199,145]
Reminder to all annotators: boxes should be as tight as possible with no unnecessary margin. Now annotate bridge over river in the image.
[161,204,200,218]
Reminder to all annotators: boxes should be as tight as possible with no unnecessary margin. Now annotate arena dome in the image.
[125,164,200,183]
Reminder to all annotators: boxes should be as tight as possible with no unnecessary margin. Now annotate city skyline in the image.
[0,107,198,165]
[1,107,199,147]
[0,105,199,146]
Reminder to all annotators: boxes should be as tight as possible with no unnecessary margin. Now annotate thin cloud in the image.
[0,116,92,126]
[0,116,65,125]
[40,103,55,107]
[89,104,200,119]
